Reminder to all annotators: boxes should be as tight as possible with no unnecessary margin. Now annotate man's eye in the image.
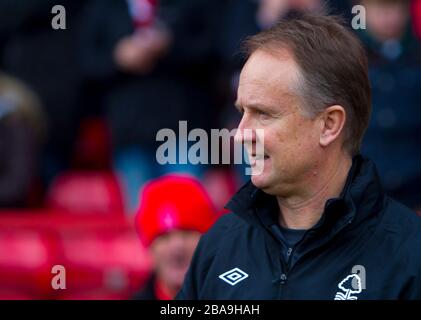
[258,110,270,120]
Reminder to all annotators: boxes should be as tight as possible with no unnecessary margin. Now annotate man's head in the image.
[234,14,371,195]
[136,175,217,296]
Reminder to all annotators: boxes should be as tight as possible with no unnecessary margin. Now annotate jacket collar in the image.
[225,155,385,239]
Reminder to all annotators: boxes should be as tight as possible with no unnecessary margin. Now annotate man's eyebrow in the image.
[236,103,277,112]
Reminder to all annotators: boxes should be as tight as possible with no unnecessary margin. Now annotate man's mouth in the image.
[249,154,270,168]
[251,154,269,160]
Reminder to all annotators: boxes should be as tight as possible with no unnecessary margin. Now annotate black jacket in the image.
[176,156,421,300]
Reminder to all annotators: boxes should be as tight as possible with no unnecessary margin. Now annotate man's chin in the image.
[250,173,271,190]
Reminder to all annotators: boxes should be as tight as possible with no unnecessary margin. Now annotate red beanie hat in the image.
[135,174,218,247]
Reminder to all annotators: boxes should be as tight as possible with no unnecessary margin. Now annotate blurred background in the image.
[0,0,419,299]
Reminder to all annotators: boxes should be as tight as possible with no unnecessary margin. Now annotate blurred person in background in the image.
[79,0,223,213]
[133,175,217,300]
[0,1,87,190]
[0,72,46,207]
[357,0,421,209]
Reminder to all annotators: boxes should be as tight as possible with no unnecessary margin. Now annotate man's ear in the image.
[319,105,346,148]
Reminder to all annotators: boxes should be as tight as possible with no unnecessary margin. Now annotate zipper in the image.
[254,202,355,291]
[275,216,357,300]
[279,246,295,285]
[278,215,355,285]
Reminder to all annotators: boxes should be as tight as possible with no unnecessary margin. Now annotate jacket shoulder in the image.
[203,212,245,240]
[383,199,421,298]
[196,212,246,256]
[383,197,421,232]
[382,197,421,262]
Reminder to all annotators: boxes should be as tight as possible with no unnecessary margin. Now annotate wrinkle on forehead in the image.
[237,48,302,109]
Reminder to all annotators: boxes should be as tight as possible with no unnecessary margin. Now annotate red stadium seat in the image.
[47,171,125,215]
[0,231,54,296]
[54,230,152,299]
[0,208,149,299]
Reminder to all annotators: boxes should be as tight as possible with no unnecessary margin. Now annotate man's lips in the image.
[249,154,270,167]
[251,154,270,160]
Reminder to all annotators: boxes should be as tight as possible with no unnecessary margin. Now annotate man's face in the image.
[150,230,201,291]
[235,48,322,196]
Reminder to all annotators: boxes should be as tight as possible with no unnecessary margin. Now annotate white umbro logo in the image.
[219,268,249,286]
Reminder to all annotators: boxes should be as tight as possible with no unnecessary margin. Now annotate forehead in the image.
[237,48,300,106]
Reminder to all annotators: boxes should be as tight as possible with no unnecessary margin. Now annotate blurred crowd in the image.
[0,0,420,212]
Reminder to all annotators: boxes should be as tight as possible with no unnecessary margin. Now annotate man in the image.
[133,175,217,299]
[176,14,421,300]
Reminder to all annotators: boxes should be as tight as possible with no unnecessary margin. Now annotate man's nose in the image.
[234,114,255,144]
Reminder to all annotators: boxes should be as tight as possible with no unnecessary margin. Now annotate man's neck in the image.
[276,153,352,230]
